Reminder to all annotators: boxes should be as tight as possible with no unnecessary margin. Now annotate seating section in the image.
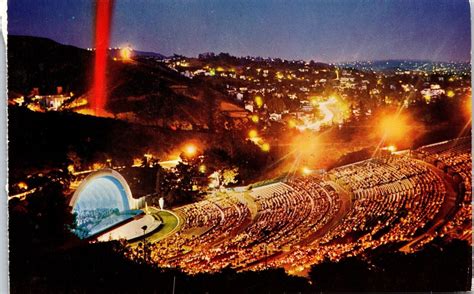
[127,137,472,274]
[416,136,472,244]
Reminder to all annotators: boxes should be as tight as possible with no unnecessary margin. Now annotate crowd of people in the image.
[75,207,122,239]
[123,137,471,275]
[416,137,472,244]
[262,155,448,272]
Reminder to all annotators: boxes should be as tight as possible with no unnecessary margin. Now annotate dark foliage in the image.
[309,239,472,292]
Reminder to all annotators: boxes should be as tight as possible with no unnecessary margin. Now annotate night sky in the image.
[8,0,471,62]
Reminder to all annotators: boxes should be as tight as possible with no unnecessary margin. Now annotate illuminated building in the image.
[70,169,147,239]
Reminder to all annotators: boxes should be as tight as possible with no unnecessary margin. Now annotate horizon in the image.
[9,34,472,65]
[8,0,471,63]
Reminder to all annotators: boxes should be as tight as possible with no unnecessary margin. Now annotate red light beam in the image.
[92,0,114,115]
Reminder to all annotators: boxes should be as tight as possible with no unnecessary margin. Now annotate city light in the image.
[446,90,455,97]
[8,1,474,290]
[248,129,258,138]
[255,96,263,108]
[301,167,312,176]
[387,145,397,153]
[144,153,152,159]
[251,115,259,123]
[120,47,133,61]
[132,158,143,167]
[17,182,28,190]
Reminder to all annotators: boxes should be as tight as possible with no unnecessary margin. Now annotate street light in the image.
[248,129,258,139]
[184,144,197,157]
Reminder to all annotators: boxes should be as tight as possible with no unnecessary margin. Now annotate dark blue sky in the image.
[8,0,471,62]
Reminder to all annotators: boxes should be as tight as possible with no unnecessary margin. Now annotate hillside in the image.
[8,106,215,182]
[8,35,246,130]
[8,35,93,96]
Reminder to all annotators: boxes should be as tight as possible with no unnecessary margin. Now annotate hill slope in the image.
[8,35,245,129]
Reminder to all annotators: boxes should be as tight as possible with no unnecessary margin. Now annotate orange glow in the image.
[387,145,397,152]
[133,158,144,167]
[17,182,28,190]
[120,47,132,61]
[144,153,152,160]
[466,96,472,115]
[75,108,114,118]
[378,113,410,142]
[184,144,197,157]
[301,167,312,176]
[288,119,297,128]
[92,162,106,170]
[291,133,321,157]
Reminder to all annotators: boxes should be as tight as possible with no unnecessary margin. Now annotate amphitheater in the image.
[129,137,471,275]
[70,169,161,241]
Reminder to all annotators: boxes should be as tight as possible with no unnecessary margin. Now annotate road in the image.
[297,96,337,131]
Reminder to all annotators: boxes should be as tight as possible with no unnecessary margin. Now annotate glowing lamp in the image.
[302,167,312,176]
[18,182,28,190]
[255,96,264,108]
[120,47,132,61]
[144,153,152,160]
[184,144,197,157]
[261,143,270,152]
[248,129,258,138]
